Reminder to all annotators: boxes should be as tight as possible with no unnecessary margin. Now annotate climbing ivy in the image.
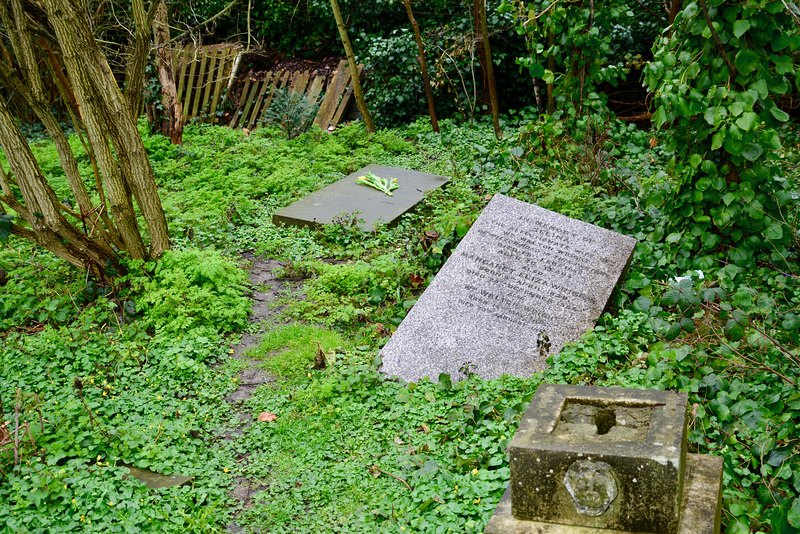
[502,0,650,116]
[645,0,800,271]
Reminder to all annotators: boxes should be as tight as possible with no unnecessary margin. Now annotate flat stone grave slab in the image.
[122,465,193,489]
[272,164,449,231]
[380,194,636,382]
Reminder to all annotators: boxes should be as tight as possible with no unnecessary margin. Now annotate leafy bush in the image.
[285,255,416,327]
[507,0,641,115]
[125,249,250,335]
[645,1,799,270]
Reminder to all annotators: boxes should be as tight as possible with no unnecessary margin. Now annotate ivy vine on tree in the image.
[646,0,799,271]
[502,0,636,116]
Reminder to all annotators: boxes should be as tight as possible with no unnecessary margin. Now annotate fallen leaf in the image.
[649,137,657,148]
[393,435,405,445]
[409,273,424,287]
[257,412,277,422]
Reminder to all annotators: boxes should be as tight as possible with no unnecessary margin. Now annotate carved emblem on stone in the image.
[562,460,618,516]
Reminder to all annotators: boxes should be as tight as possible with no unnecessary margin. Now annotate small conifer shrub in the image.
[262,88,320,139]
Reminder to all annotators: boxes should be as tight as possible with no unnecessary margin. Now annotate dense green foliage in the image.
[125,249,251,335]
[0,241,243,532]
[504,0,654,115]
[646,0,799,272]
[3,0,800,531]
[2,96,800,534]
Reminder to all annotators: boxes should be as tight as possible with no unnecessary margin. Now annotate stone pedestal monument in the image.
[485,384,723,534]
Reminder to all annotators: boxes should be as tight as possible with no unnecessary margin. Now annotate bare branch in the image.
[169,0,239,44]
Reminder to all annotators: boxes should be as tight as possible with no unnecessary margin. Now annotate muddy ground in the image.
[223,254,303,533]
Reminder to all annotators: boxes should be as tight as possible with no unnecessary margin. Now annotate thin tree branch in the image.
[781,0,800,27]
[369,465,412,491]
[169,0,239,44]
[697,0,736,77]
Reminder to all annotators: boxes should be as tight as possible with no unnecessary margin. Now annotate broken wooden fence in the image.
[172,44,241,124]
[171,48,363,132]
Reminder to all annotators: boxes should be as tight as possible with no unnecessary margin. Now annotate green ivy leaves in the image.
[735,49,760,76]
[646,1,798,263]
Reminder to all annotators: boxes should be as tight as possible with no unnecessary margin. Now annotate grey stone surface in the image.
[508,385,688,533]
[380,194,636,382]
[484,454,722,534]
[123,465,193,489]
[272,164,449,231]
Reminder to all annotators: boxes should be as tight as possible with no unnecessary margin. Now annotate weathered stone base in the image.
[485,454,723,534]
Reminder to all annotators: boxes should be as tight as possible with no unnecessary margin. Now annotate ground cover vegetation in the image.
[1,0,800,533]
[2,110,799,532]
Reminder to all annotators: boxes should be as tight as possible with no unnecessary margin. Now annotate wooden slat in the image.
[171,48,181,72]
[331,87,355,129]
[190,51,210,118]
[290,71,310,94]
[197,49,218,117]
[305,74,325,102]
[229,78,252,128]
[247,72,273,128]
[175,44,192,104]
[209,49,232,122]
[256,71,290,126]
[315,60,350,129]
[239,79,263,128]
[182,50,200,122]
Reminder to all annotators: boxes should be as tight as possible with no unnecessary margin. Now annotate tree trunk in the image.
[478,0,501,139]
[0,98,121,278]
[473,0,490,112]
[124,0,157,119]
[329,0,375,133]
[402,0,439,133]
[0,0,171,276]
[153,0,184,144]
[45,0,170,260]
[668,0,683,26]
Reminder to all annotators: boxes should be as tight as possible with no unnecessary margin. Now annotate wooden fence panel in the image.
[306,74,325,102]
[195,49,218,118]
[290,71,310,94]
[247,72,273,128]
[314,60,350,130]
[240,78,265,128]
[210,47,237,122]
[256,71,290,126]
[170,45,241,123]
[175,44,192,104]
[229,77,252,128]
[173,47,361,131]
[190,52,210,118]
[181,51,200,123]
